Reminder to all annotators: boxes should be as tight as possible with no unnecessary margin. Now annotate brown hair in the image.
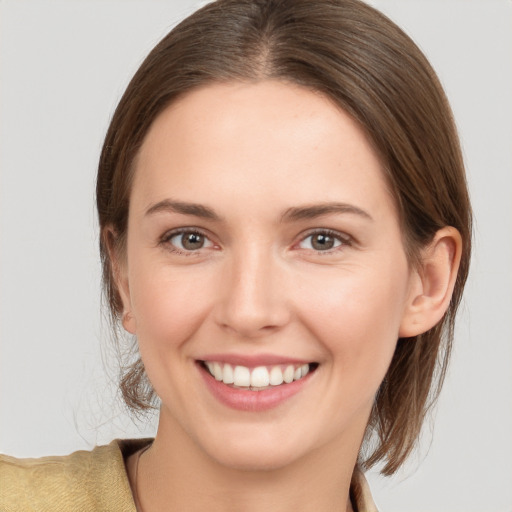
[96,0,471,475]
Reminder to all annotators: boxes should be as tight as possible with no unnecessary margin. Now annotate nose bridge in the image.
[216,239,288,337]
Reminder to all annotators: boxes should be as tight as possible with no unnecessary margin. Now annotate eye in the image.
[164,229,214,252]
[298,230,347,251]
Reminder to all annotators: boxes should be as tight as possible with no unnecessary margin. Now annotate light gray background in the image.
[1,1,511,511]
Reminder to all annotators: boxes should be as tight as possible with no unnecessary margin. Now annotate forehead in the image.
[132,80,396,221]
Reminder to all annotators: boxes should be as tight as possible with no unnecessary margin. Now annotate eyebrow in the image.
[145,199,222,221]
[144,199,372,223]
[281,202,373,222]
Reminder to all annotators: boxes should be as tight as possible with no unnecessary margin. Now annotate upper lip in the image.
[198,353,314,367]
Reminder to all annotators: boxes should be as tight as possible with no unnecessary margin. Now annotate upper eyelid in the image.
[158,226,353,249]
[160,226,212,241]
[297,228,352,244]
[159,228,217,256]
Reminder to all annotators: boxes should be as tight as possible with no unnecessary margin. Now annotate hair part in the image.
[96,0,471,475]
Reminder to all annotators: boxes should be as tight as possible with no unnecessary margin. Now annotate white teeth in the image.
[233,365,251,387]
[251,366,270,387]
[213,362,223,381]
[269,366,284,386]
[205,361,312,388]
[222,364,234,384]
[283,365,294,383]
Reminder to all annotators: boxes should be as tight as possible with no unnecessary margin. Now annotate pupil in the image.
[182,233,204,250]
[312,233,334,250]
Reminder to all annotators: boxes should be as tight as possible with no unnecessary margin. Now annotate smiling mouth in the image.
[200,361,319,391]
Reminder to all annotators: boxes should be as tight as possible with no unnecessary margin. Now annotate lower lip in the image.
[198,364,313,412]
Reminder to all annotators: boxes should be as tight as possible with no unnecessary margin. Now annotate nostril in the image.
[213,266,290,337]
[217,318,285,339]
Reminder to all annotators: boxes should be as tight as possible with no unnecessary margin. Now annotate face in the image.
[119,81,419,470]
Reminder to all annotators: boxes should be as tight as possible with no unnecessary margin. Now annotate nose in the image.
[214,244,290,339]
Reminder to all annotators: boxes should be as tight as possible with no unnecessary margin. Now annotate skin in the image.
[115,81,461,512]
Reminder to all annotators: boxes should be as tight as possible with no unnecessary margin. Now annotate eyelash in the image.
[159,228,214,256]
[296,229,352,254]
[159,228,352,255]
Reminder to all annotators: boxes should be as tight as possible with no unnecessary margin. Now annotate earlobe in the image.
[122,310,137,335]
[103,226,137,335]
[399,227,462,338]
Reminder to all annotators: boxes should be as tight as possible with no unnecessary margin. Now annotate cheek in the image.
[127,264,220,406]
[128,263,214,354]
[297,262,410,384]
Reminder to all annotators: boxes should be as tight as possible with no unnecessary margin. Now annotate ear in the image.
[399,227,462,338]
[103,226,137,335]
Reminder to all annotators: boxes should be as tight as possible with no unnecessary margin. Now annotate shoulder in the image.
[0,439,150,512]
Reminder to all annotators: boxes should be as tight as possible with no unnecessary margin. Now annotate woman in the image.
[0,0,472,510]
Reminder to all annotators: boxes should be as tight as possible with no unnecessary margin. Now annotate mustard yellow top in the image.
[0,439,378,511]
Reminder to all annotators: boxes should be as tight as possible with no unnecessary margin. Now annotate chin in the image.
[185,420,311,472]
[204,442,303,472]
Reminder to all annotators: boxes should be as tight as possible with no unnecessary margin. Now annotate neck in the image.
[134,412,361,512]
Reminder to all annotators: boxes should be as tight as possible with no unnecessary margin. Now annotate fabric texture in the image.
[0,439,378,511]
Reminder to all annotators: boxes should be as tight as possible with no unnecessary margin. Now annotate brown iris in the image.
[181,232,205,250]
[310,233,336,250]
